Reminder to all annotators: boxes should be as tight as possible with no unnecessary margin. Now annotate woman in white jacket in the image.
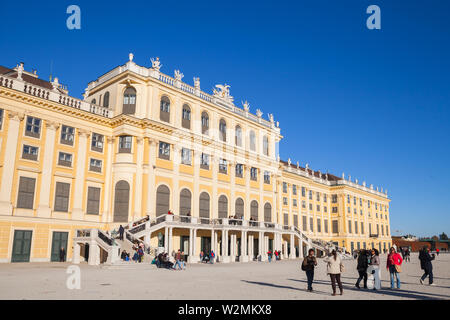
[369,248,381,290]
[324,250,344,296]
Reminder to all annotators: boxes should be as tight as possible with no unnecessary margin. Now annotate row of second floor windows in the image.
[348,220,390,236]
[18,115,106,153]
[347,206,388,220]
[282,183,329,202]
[16,176,101,215]
[117,88,271,156]
[346,194,388,212]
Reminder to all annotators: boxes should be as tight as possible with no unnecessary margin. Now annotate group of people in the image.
[153,249,186,270]
[301,245,437,296]
[400,247,411,262]
[199,250,215,263]
[267,250,282,262]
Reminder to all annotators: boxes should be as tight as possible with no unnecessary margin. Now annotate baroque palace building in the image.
[0,54,391,263]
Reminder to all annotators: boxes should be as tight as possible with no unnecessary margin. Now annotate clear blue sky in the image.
[1,0,449,237]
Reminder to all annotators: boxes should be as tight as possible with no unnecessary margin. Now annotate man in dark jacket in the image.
[302,249,318,292]
[355,249,369,289]
[419,245,435,285]
[119,225,124,240]
[59,247,66,262]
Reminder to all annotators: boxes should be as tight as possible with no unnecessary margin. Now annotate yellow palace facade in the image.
[0,55,391,263]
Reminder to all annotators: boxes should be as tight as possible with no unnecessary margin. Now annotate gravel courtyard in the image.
[0,252,449,300]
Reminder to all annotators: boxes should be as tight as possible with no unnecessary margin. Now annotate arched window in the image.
[103,91,110,108]
[123,87,136,115]
[179,188,191,216]
[91,99,97,105]
[249,130,256,151]
[218,195,228,218]
[181,104,191,129]
[235,125,242,147]
[201,112,209,135]
[113,181,130,222]
[264,203,272,222]
[160,96,170,122]
[199,192,210,219]
[263,135,269,156]
[250,200,258,221]
[219,119,227,142]
[235,198,244,219]
[156,185,170,216]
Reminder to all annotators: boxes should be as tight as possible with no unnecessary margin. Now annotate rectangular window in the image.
[316,205,320,212]
[250,167,258,181]
[294,215,298,227]
[316,193,320,201]
[354,208,357,214]
[219,158,227,174]
[200,153,209,170]
[25,116,41,138]
[332,220,338,233]
[264,171,270,184]
[181,148,192,165]
[323,194,327,202]
[283,182,287,193]
[86,187,101,215]
[381,225,384,236]
[158,142,170,160]
[54,182,70,212]
[361,222,364,234]
[368,200,371,208]
[119,136,132,153]
[17,177,36,209]
[347,195,350,203]
[324,206,327,213]
[310,217,314,232]
[302,200,306,208]
[332,206,338,213]
[309,190,313,200]
[235,164,243,177]
[347,207,350,213]
[317,218,321,232]
[302,216,307,231]
[58,152,73,167]
[348,220,352,233]
[332,194,337,203]
[60,125,75,145]
[309,203,313,210]
[91,133,104,152]
[377,224,379,235]
[355,221,358,234]
[386,226,389,236]
[354,197,356,205]
[293,199,297,207]
[283,197,288,205]
[89,158,102,172]
[22,145,39,161]
[0,108,3,129]
[369,223,372,235]
[324,219,329,233]
[360,198,362,206]
[292,185,297,195]
[301,187,306,197]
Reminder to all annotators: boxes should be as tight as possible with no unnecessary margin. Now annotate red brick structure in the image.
[392,236,449,252]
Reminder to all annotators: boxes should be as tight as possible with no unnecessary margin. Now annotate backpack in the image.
[301,259,307,271]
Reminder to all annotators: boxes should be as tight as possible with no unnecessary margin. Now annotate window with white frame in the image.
[181,148,191,165]
[250,167,258,181]
[89,158,102,172]
[219,158,227,174]
[235,164,243,177]
[60,125,75,145]
[91,133,104,152]
[264,171,270,184]
[158,142,170,160]
[58,152,72,167]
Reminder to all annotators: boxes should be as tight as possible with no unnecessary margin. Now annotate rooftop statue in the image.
[174,70,184,81]
[150,57,162,71]
[193,77,200,88]
[242,100,250,112]
[213,84,233,103]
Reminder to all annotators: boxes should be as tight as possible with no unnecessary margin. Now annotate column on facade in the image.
[277,181,283,224]
[264,235,269,259]
[221,229,229,263]
[172,145,180,214]
[248,234,254,260]
[283,240,288,258]
[36,121,59,218]
[164,226,169,253]
[259,168,264,223]
[102,137,115,223]
[211,229,216,255]
[168,227,173,254]
[146,138,157,217]
[72,130,90,220]
[193,150,200,218]
[134,137,144,221]
[0,112,23,215]
[230,234,235,260]
[239,230,248,262]
[73,242,80,264]
[272,173,277,225]
[244,164,251,220]
[289,234,295,259]
[299,236,303,258]
[258,231,265,261]
[211,154,218,220]
[230,160,235,216]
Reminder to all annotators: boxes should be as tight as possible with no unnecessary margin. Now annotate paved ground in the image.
[0,252,449,300]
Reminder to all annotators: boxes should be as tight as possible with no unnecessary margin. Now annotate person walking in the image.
[324,250,344,296]
[59,247,66,262]
[175,250,186,270]
[387,247,403,289]
[210,250,215,264]
[370,249,381,290]
[302,249,317,292]
[119,225,124,240]
[267,250,273,262]
[419,245,435,286]
[355,249,369,289]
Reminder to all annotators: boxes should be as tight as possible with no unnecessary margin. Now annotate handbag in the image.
[395,264,402,273]
[340,263,345,273]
